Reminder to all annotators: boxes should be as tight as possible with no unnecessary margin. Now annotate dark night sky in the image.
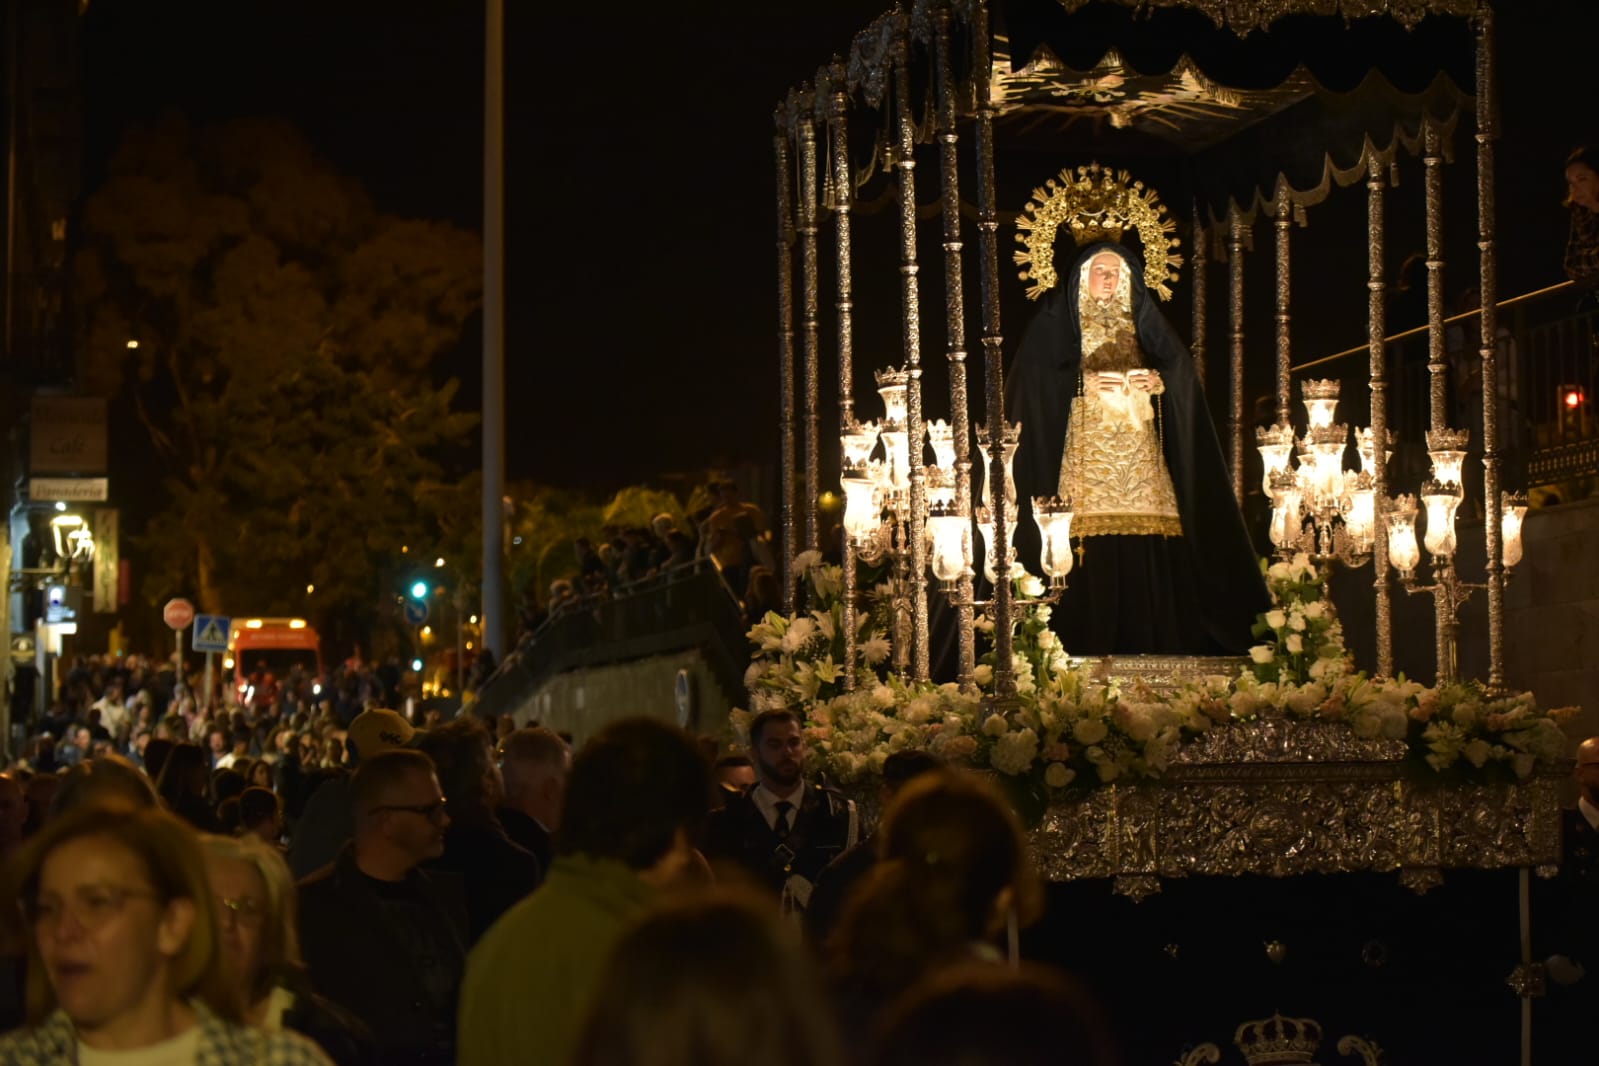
[76,0,1598,495]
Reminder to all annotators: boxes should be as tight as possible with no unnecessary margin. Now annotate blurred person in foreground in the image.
[457,717,715,1066]
[0,807,330,1063]
[805,749,943,945]
[199,834,373,1065]
[297,750,466,1066]
[827,771,1044,1044]
[572,890,841,1066]
[871,961,1118,1066]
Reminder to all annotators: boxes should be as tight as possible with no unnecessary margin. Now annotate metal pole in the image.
[934,8,977,692]
[1274,179,1292,426]
[204,651,214,713]
[798,116,823,557]
[1368,155,1394,677]
[1192,200,1208,389]
[891,25,930,681]
[481,0,506,660]
[1228,204,1247,506]
[774,123,798,614]
[1477,6,1507,692]
[1424,121,1448,433]
[827,73,860,691]
[456,587,465,696]
[971,0,1014,698]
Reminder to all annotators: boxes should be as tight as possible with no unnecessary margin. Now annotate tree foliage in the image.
[76,115,481,630]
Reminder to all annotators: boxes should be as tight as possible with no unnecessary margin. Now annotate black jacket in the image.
[705,783,857,903]
[495,805,553,875]
[297,847,468,1066]
[424,818,541,945]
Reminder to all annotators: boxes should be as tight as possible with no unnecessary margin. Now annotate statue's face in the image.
[1087,252,1122,304]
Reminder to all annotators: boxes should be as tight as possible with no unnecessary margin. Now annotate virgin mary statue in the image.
[1007,240,1268,655]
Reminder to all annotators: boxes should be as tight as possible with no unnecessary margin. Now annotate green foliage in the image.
[76,115,481,627]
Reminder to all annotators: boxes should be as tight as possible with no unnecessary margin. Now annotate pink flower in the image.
[941,735,978,758]
[1408,702,1436,723]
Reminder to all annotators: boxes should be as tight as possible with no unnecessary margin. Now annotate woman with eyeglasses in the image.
[198,835,374,1065]
[0,806,331,1063]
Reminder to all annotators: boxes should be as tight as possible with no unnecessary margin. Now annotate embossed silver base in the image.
[1032,720,1562,894]
[1063,654,1252,694]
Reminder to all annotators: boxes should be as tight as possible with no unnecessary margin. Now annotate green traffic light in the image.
[409,581,429,599]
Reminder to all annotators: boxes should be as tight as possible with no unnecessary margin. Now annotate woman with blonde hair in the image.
[0,806,330,1063]
[197,834,371,1064]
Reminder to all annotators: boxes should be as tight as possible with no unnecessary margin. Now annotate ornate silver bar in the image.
[971,0,1015,697]
[1192,199,1208,389]
[1228,204,1247,506]
[1027,721,1561,887]
[890,24,932,681]
[1424,120,1448,433]
[1477,8,1506,691]
[1274,179,1292,426]
[827,71,859,691]
[933,7,978,691]
[1368,155,1393,677]
[775,126,798,613]
[798,116,823,557]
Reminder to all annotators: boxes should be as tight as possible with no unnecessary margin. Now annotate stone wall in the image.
[507,648,736,745]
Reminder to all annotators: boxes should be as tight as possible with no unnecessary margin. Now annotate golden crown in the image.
[1013,163,1182,302]
[1233,1012,1323,1066]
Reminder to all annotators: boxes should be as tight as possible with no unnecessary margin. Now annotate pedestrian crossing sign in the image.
[193,614,232,653]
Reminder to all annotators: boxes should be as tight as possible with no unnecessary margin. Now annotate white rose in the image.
[989,728,1039,775]
[1249,644,1276,665]
[1267,561,1292,581]
[1288,611,1307,632]
[1301,601,1326,619]
[1072,717,1109,745]
[1019,573,1045,598]
[793,549,823,572]
[780,617,817,653]
[973,664,995,686]
[870,684,897,709]
[982,713,1010,738]
[1285,634,1303,654]
[1265,610,1287,630]
[1044,762,1075,789]
[1463,738,1493,768]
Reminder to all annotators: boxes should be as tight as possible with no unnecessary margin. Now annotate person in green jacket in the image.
[456,717,715,1066]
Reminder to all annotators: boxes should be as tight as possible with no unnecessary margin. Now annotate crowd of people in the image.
[0,681,1127,1066]
[529,479,780,640]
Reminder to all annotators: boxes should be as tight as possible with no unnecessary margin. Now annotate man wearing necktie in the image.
[705,708,858,913]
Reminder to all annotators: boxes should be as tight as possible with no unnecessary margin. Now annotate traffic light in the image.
[409,580,429,600]
[1558,384,1587,441]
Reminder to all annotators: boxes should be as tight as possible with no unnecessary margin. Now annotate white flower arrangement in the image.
[728,552,1579,797]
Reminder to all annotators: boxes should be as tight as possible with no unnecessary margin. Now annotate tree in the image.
[75,115,480,634]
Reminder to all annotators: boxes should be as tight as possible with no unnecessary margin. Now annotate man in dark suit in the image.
[495,725,570,872]
[1537,736,1599,1061]
[706,708,858,913]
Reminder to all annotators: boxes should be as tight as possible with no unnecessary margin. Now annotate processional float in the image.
[762,1,1577,1061]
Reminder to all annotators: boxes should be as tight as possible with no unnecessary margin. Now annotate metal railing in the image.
[1292,280,1598,498]
[473,557,751,722]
